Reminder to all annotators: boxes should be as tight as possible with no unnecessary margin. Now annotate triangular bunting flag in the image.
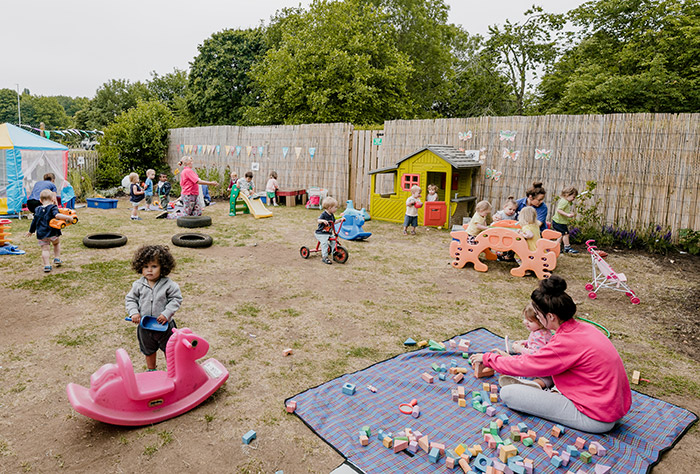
[236,146,241,157]
[197,145,203,155]
[216,145,220,155]
[246,146,252,158]
[282,147,289,159]
[295,147,302,159]
[180,144,185,154]
[44,131,50,138]
[258,146,264,158]
[309,147,316,159]
[225,146,230,155]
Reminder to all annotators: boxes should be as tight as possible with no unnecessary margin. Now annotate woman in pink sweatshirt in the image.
[470,275,631,433]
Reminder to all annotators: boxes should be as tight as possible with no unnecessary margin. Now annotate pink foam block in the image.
[286,400,296,413]
[453,373,464,383]
[412,406,420,418]
[408,440,419,453]
[394,439,408,453]
[575,437,586,450]
[594,464,611,474]
[421,372,434,383]
[485,406,496,416]
[430,442,446,455]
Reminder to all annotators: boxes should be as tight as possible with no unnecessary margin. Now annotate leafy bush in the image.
[569,180,603,244]
[67,169,95,200]
[640,224,674,254]
[678,228,700,255]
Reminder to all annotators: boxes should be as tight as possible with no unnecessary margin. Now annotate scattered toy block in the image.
[456,367,469,374]
[454,373,464,383]
[474,362,495,378]
[574,437,586,450]
[242,430,257,444]
[408,440,419,453]
[510,463,526,474]
[495,418,503,428]
[580,451,592,463]
[490,421,499,435]
[404,337,417,346]
[551,455,563,468]
[486,406,496,416]
[551,426,561,438]
[522,437,533,447]
[490,393,499,403]
[458,386,466,398]
[283,348,293,356]
[594,464,611,474]
[517,423,528,432]
[458,339,470,352]
[538,436,550,448]
[593,442,607,456]
[412,406,420,418]
[450,367,458,375]
[503,438,512,446]
[418,340,428,347]
[588,443,598,455]
[342,383,356,395]
[459,398,467,408]
[483,383,491,391]
[566,445,579,457]
[419,435,430,453]
[473,444,483,454]
[510,432,521,442]
[631,370,641,385]
[429,447,441,463]
[450,340,457,349]
[359,435,369,446]
[428,339,446,351]
[421,372,434,383]
[394,438,408,453]
[432,362,441,372]
[455,444,467,457]
[497,413,509,425]
[526,430,537,440]
[543,444,556,458]
[492,460,507,471]
[459,457,471,473]
[499,444,518,463]
[383,436,393,449]
[431,442,446,455]
[366,385,377,392]
[414,430,423,440]
[285,400,296,413]
[451,359,458,367]
[439,373,447,381]
[376,429,385,440]
[441,363,448,372]
[361,425,371,437]
[446,455,456,469]
[560,451,570,467]
[473,453,492,471]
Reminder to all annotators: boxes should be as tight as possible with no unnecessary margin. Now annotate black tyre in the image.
[83,233,128,249]
[176,216,212,228]
[333,245,349,264]
[300,246,310,259]
[172,233,213,248]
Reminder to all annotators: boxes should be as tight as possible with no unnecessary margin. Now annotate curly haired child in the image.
[125,245,182,371]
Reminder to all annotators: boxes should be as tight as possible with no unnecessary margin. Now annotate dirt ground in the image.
[0,198,698,473]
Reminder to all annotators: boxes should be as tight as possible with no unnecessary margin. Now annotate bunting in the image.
[309,147,316,159]
[246,146,252,158]
[295,147,302,159]
[236,146,241,157]
[282,147,289,159]
[258,146,264,158]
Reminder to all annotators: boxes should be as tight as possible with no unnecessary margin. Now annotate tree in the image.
[245,0,415,125]
[147,68,194,127]
[486,7,564,114]
[187,28,268,125]
[20,95,72,129]
[96,101,173,188]
[0,88,19,123]
[81,79,150,129]
[537,0,700,114]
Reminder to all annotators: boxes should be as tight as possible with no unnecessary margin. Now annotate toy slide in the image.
[239,193,272,219]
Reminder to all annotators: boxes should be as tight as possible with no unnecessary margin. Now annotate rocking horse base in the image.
[66,358,228,426]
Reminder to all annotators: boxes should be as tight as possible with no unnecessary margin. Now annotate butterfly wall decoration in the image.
[485,168,502,181]
[499,130,517,142]
[535,149,552,161]
[458,130,473,141]
[502,148,520,161]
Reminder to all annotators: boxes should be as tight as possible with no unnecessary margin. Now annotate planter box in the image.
[87,198,118,209]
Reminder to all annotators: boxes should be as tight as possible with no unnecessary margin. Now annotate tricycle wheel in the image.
[300,246,310,259]
[333,246,349,264]
[588,292,597,300]
[630,297,640,305]
[585,284,594,291]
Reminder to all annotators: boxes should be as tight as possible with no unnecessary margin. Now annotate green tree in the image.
[486,7,564,114]
[245,0,415,125]
[147,68,194,127]
[96,101,173,188]
[20,95,72,129]
[0,88,19,123]
[538,0,700,114]
[82,79,150,129]
[187,28,267,125]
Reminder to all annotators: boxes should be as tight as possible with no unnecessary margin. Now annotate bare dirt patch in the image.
[1,198,698,473]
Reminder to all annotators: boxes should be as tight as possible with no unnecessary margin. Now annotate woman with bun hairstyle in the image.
[470,275,631,433]
[515,181,548,232]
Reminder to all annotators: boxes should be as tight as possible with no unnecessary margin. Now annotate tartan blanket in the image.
[288,328,697,473]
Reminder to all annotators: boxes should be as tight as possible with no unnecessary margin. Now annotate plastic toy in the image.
[343,200,371,221]
[450,221,562,279]
[300,217,349,263]
[229,185,272,218]
[66,327,229,426]
[49,208,78,230]
[125,315,168,332]
[306,187,328,209]
[0,218,13,245]
[336,212,371,241]
[585,240,640,304]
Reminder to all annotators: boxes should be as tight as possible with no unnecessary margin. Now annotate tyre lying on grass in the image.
[171,233,213,248]
[176,216,212,228]
[82,233,128,249]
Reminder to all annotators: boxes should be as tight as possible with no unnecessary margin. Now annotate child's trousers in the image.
[315,233,331,258]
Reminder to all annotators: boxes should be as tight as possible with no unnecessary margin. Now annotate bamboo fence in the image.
[67,149,99,181]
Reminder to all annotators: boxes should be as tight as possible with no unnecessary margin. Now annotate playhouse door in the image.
[424,202,447,226]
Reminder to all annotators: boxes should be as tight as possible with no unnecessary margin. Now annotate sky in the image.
[0,0,588,99]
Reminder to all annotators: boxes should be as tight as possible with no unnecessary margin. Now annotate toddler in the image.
[128,172,145,220]
[144,169,155,209]
[518,206,540,251]
[403,185,422,235]
[315,197,338,265]
[499,303,554,389]
[227,171,239,195]
[26,189,72,272]
[156,174,172,206]
[465,200,492,243]
[552,186,579,254]
[493,196,518,222]
[125,245,182,371]
[266,171,280,206]
[426,184,439,202]
[237,171,256,197]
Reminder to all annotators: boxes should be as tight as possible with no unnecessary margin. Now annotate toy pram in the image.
[306,187,328,209]
[585,240,640,304]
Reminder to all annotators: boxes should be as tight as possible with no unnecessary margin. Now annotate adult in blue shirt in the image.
[515,181,548,232]
[26,173,58,213]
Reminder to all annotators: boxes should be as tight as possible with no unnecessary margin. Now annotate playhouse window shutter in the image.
[401,174,420,190]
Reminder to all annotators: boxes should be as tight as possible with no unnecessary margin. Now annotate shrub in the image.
[678,228,700,255]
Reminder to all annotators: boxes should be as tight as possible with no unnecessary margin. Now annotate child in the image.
[227,171,239,195]
[144,169,155,209]
[403,185,422,235]
[426,184,439,202]
[26,190,72,272]
[518,206,541,251]
[499,303,554,389]
[156,174,172,207]
[493,196,518,222]
[237,171,255,197]
[129,172,145,220]
[552,187,579,254]
[315,197,338,265]
[266,171,280,206]
[125,245,182,371]
[465,200,492,243]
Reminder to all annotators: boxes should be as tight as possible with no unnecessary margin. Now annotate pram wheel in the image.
[300,246,310,259]
[333,246,349,264]
[585,284,594,291]
[630,296,640,305]
[588,292,597,300]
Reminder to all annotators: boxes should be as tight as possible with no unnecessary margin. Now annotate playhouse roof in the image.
[0,123,69,150]
[368,145,481,174]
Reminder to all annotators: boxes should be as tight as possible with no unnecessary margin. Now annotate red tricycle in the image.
[300,217,349,263]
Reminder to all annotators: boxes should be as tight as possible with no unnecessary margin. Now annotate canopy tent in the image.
[0,123,68,216]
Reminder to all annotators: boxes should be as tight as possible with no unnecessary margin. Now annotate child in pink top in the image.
[502,303,553,389]
[471,276,631,433]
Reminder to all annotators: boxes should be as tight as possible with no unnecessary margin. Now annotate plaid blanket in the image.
[288,328,697,473]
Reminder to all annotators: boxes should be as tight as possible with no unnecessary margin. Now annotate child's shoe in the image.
[53,258,62,267]
[410,229,416,235]
[402,230,408,235]
[43,265,52,273]
[273,203,278,206]
[131,216,142,220]
[322,257,333,265]
[564,246,579,254]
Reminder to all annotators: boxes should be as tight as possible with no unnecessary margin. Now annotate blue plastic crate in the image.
[87,198,118,209]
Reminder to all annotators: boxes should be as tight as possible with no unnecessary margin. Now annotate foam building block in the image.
[404,337,417,346]
[551,455,563,468]
[498,413,509,424]
[431,442,446,455]
[517,422,528,432]
[486,406,496,416]
[574,437,586,450]
[242,430,257,444]
[419,435,431,453]
[394,439,408,453]
[422,372,434,383]
[594,464,612,474]
[359,435,369,446]
[580,451,592,463]
[472,453,492,472]
[560,451,570,467]
[566,445,579,457]
[439,373,447,381]
[285,400,296,413]
[429,447,441,463]
[408,440,419,453]
[342,383,356,395]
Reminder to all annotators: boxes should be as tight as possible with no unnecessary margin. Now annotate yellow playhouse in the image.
[368,145,482,228]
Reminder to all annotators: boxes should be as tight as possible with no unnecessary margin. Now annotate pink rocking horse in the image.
[66,328,228,426]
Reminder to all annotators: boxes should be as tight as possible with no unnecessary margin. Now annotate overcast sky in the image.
[1,0,587,98]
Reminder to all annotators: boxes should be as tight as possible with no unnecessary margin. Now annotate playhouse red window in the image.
[401,174,420,191]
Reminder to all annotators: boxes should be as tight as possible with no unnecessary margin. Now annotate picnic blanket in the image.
[288,328,697,473]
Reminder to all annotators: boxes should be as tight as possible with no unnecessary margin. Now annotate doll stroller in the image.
[300,217,349,263]
[585,240,640,304]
